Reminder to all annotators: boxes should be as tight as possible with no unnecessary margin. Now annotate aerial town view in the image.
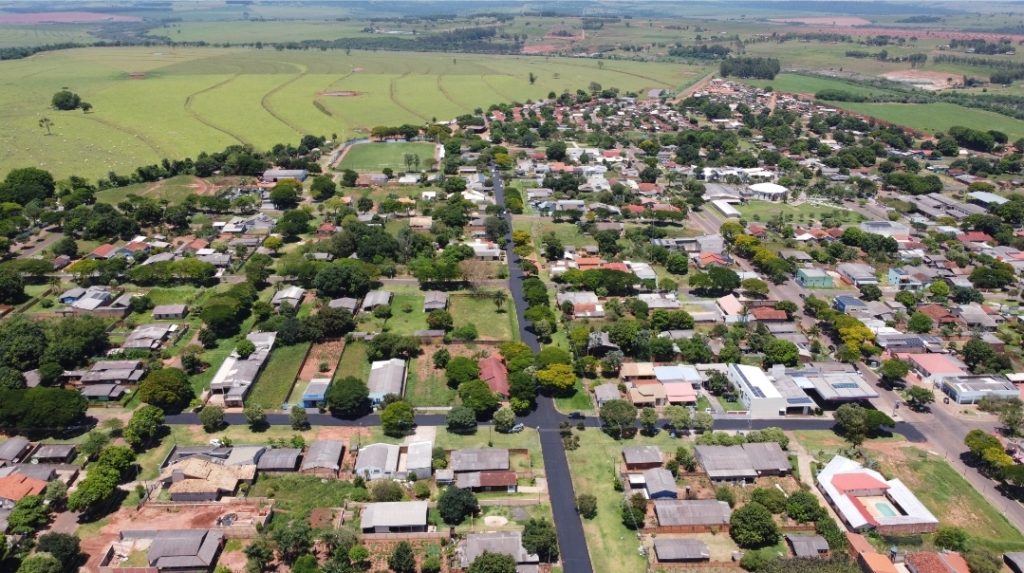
[10,1,1024,573]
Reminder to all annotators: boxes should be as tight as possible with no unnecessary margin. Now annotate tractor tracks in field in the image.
[260,64,309,135]
[388,72,429,122]
[312,69,355,121]
[183,73,250,146]
[83,113,168,160]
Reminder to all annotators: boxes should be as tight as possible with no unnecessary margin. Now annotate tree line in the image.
[719,57,781,80]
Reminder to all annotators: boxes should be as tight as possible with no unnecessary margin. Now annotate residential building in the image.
[833,295,868,314]
[622,446,662,470]
[786,534,830,558]
[361,501,428,533]
[905,353,968,383]
[0,437,31,464]
[158,458,255,502]
[361,290,393,311]
[796,268,834,288]
[837,263,878,286]
[423,291,448,311]
[208,332,276,407]
[458,532,539,570]
[29,444,77,464]
[255,448,301,472]
[817,455,938,534]
[300,378,330,409]
[300,440,344,478]
[695,443,791,482]
[653,500,731,530]
[355,443,400,480]
[152,304,188,320]
[478,355,509,397]
[122,323,178,351]
[450,448,509,473]
[654,539,711,563]
[0,474,47,507]
[644,468,677,499]
[455,470,518,492]
[727,364,786,417]
[368,358,407,404]
[594,383,620,407]
[145,529,224,573]
[271,286,305,308]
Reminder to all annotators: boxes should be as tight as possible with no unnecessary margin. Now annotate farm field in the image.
[338,142,436,172]
[834,101,1024,140]
[743,73,903,98]
[0,47,703,179]
[94,174,205,205]
[0,24,97,48]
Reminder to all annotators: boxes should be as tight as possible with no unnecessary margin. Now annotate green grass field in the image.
[449,293,517,341]
[246,342,310,409]
[334,340,371,382]
[404,356,455,407]
[384,293,429,335]
[94,174,202,205]
[835,101,1024,140]
[744,73,902,98]
[0,47,700,178]
[338,142,436,172]
[0,24,98,48]
[736,201,865,223]
[553,381,594,414]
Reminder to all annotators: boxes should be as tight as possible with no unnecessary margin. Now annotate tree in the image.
[459,380,499,417]
[730,503,780,548]
[438,486,479,524]
[494,406,516,433]
[7,495,49,534]
[536,363,576,394]
[576,494,598,519]
[879,358,910,384]
[310,174,337,201]
[934,525,969,551]
[907,312,933,334]
[80,431,110,460]
[639,407,659,435]
[200,406,225,432]
[446,356,480,387]
[244,404,267,429]
[427,309,454,331]
[785,491,824,523]
[763,339,799,367]
[468,552,517,573]
[370,480,404,502]
[313,263,372,299]
[380,400,415,437]
[124,405,165,450]
[522,517,560,561]
[621,492,647,530]
[36,532,82,573]
[859,284,882,301]
[17,553,63,573]
[741,278,770,298]
[52,90,81,110]
[895,290,917,309]
[236,339,256,359]
[269,180,301,208]
[138,367,194,413]
[546,141,567,161]
[290,406,310,430]
[388,541,417,573]
[666,252,689,275]
[291,555,319,573]
[0,267,25,304]
[903,386,935,411]
[446,405,478,434]
[750,488,787,514]
[0,366,26,390]
[599,399,637,437]
[693,411,714,433]
[326,376,369,418]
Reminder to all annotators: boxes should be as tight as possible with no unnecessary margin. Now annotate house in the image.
[455,470,518,492]
[889,268,926,291]
[695,443,791,482]
[621,362,656,384]
[941,374,1018,404]
[145,529,224,573]
[29,444,76,464]
[404,441,434,480]
[786,534,830,558]
[328,297,359,314]
[637,293,681,310]
[860,220,911,238]
[644,468,677,499]
[256,448,302,472]
[588,332,620,356]
[300,440,344,478]
[262,168,308,182]
[750,306,788,322]
[817,455,938,534]
[622,446,662,470]
[361,501,428,533]
[90,243,118,260]
[152,304,189,320]
[423,291,448,311]
[653,499,732,531]
[747,182,788,201]
[368,358,406,404]
[0,437,32,464]
[209,332,276,407]
[68,360,147,386]
[362,290,393,311]
[833,295,868,314]
[905,353,968,383]
[478,355,509,397]
[355,443,400,480]
[450,448,509,473]
[916,304,959,326]
[122,323,178,350]
[905,552,971,573]
[300,378,331,409]
[0,474,47,507]
[838,263,878,286]
[594,383,620,407]
[158,458,255,502]
[628,383,667,407]
[555,291,604,319]
[727,364,788,417]
[654,539,711,563]
[80,384,126,402]
[271,286,305,308]
[796,268,833,288]
[458,532,539,570]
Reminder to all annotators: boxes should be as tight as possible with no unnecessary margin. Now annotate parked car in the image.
[568,412,585,420]
[509,423,525,433]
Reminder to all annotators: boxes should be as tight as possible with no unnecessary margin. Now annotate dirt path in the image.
[673,71,715,103]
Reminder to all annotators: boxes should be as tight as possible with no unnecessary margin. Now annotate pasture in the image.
[834,101,1024,140]
[0,47,702,179]
[338,142,436,172]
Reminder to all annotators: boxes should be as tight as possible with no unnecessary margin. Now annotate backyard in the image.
[334,340,371,383]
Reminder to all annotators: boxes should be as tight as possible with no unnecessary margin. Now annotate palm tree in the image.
[492,290,508,312]
[38,117,53,135]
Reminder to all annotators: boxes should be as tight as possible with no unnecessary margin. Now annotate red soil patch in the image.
[522,44,562,54]
[298,338,346,382]
[770,16,872,26]
[882,69,964,90]
[0,11,140,24]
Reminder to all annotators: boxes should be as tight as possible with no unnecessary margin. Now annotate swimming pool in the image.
[875,502,898,517]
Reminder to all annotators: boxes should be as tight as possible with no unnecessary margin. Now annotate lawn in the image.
[736,201,865,223]
[435,427,544,470]
[835,101,1024,141]
[404,356,455,407]
[248,474,361,517]
[385,293,428,335]
[337,142,436,172]
[449,293,517,341]
[565,430,687,573]
[334,340,371,382]
[95,174,202,205]
[553,381,594,414]
[717,395,746,412]
[246,342,311,410]
[877,447,1024,552]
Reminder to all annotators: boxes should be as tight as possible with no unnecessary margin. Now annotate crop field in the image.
[338,142,436,172]
[743,73,902,98]
[0,47,702,179]
[147,20,373,43]
[0,24,97,48]
[834,101,1024,140]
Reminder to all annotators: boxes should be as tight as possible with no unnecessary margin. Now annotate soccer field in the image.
[0,47,705,179]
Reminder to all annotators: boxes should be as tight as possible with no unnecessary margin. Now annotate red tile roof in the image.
[906,552,970,573]
[602,262,629,273]
[91,243,117,258]
[575,257,605,270]
[831,472,888,492]
[0,474,47,502]
[958,231,994,243]
[478,355,509,396]
[478,470,517,488]
[750,307,788,321]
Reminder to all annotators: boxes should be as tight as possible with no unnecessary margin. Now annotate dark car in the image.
[568,412,585,420]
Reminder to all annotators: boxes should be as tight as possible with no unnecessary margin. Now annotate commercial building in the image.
[727,364,787,417]
[941,375,1018,404]
[796,268,834,288]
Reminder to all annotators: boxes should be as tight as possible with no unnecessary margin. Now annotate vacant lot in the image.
[338,142,436,172]
[744,73,901,98]
[736,201,864,223]
[248,474,360,517]
[449,293,517,341]
[245,342,310,410]
[335,340,371,382]
[385,293,429,335]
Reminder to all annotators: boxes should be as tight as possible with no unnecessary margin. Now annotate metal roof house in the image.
[361,500,429,533]
[209,331,276,407]
[368,358,406,404]
[362,290,393,311]
[695,442,791,482]
[654,538,711,563]
[458,532,539,569]
[255,448,301,472]
[262,168,308,183]
[328,297,360,314]
[786,534,830,558]
[423,291,448,311]
[152,304,188,320]
[300,440,344,478]
[450,448,510,473]
[654,499,731,529]
[146,529,224,573]
[643,468,678,499]
[300,378,331,409]
[271,286,305,308]
[622,446,662,470]
[0,437,31,464]
[355,443,400,480]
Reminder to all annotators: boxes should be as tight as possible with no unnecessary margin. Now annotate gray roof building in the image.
[0,437,31,463]
[594,383,620,406]
[405,441,433,479]
[355,443,400,480]
[643,468,677,499]
[786,534,830,558]
[152,304,188,319]
[622,445,662,468]
[147,529,223,570]
[122,323,176,350]
[654,499,731,527]
[654,538,711,562]
[368,358,406,402]
[361,500,428,533]
[695,443,790,481]
[256,448,302,471]
[300,440,344,473]
[271,286,305,308]
[423,291,448,311]
[30,444,77,463]
[450,448,510,473]
[328,297,359,313]
[362,290,393,310]
[459,532,539,568]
